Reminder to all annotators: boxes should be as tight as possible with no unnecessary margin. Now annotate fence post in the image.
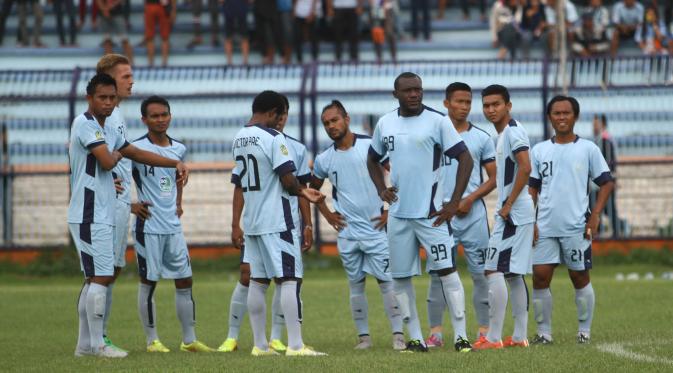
[68,67,81,137]
[309,62,323,254]
[0,123,8,245]
[541,58,550,140]
[299,63,310,144]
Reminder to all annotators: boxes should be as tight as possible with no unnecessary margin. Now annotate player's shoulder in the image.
[505,118,529,135]
[283,133,307,151]
[315,142,335,162]
[133,133,150,143]
[469,123,492,140]
[422,105,445,119]
[168,135,187,151]
[73,111,96,127]
[532,138,553,152]
[378,107,402,123]
[575,136,602,153]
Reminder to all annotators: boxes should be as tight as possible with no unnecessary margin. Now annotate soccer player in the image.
[473,84,534,350]
[426,82,496,347]
[231,90,326,356]
[94,53,134,351]
[70,74,188,358]
[131,96,213,353]
[529,96,614,345]
[310,100,405,350]
[218,94,311,354]
[367,72,474,353]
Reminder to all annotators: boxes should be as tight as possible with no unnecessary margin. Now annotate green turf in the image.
[1,261,672,372]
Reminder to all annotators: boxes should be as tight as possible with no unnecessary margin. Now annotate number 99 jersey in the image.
[231,124,297,235]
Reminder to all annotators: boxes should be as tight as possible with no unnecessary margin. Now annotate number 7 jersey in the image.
[231,124,297,235]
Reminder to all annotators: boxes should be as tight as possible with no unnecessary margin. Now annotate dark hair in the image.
[86,73,117,96]
[546,95,580,117]
[601,114,608,128]
[394,72,421,90]
[141,95,171,117]
[481,84,510,103]
[321,100,348,118]
[252,90,285,115]
[445,82,472,99]
[280,94,289,112]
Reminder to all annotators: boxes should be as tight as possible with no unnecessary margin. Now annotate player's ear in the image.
[392,89,398,100]
[506,101,512,111]
[344,114,350,126]
[443,99,450,109]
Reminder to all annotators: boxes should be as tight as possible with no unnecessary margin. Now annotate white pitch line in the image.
[597,342,673,366]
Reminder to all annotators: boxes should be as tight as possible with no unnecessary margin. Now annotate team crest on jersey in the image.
[159,176,173,193]
[280,144,289,156]
[95,130,103,140]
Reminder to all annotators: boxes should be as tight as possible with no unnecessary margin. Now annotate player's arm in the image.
[367,150,397,203]
[90,143,123,171]
[499,150,532,219]
[309,175,347,231]
[280,172,325,203]
[299,194,313,251]
[431,147,473,226]
[176,171,184,218]
[119,144,189,185]
[457,159,496,216]
[586,178,614,239]
[231,185,244,249]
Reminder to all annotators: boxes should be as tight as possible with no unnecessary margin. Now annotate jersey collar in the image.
[397,106,425,117]
[551,134,580,143]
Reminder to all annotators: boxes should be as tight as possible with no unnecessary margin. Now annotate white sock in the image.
[76,282,90,351]
[227,282,248,340]
[280,281,304,350]
[426,274,445,330]
[439,272,468,342]
[175,287,197,344]
[471,272,490,333]
[575,283,595,335]
[349,280,369,336]
[247,281,269,350]
[138,283,159,344]
[103,282,114,338]
[86,283,107,351]
[270,285,285,341]
[393,277,424,343]
[506,275,529,342]
[532,287,553,338]
[379,281,403,334]
[486,272,507,343]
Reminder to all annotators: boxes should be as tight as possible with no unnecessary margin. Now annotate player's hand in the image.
[112,150,123,163]
[114,178,124,195]
[533,223,539,246]
[231,225,244,250]
[378,186,398,204]
[430,200,459,227]
[585,213,599,240]
[302,225,313,252]
[371,210,388,230]
[498,202,512,220]
[325,210,346,231]
[456,197,473,216]
[175,161,189,186]
[131,201,152,220]
[176,204,183,218]
[300,188,325,203]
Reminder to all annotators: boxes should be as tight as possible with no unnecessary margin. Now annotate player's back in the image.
[131,135,186,234]
[108,107,133,204]
[232,124,296,235]
[495,119,534,225]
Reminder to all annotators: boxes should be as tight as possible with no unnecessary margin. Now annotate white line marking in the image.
[597,342,673,366]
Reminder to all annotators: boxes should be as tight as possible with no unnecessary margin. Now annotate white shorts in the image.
[388,216,457,278]
[69,223,114,277]
[244,230,303,279]
[134,232,192,282]
[452,216,490,274]
[113,201,131,268]
[485,216,533,275]
[534,235,593,271]
[337,236,392,283]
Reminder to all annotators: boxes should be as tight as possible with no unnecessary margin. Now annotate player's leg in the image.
[425,273,445,347]
[244,235,275,354]
[561,235,594,344]
[502,222,534,347]
[69,224,92,356]
[477,217,508,349]
[269,281,286,351]
[461,218,491,340]
[135,232,166,352]
[218,248,250,352]
[532,237,561,344]
[338,237,371,347]
[416,219,470,351]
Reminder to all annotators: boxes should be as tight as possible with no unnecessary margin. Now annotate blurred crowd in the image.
[1,0,672,65]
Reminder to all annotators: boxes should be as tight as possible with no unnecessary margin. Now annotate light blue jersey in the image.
[530,136,613,237]
[131,134,186,234]
[284,134,311,230]
[369,106,467,219]
[494,119,535,225]
[109,107,132,204]
[314,134,387,241]
[442,123,496,228]
[231,124,296,235]
[68,112,129,225]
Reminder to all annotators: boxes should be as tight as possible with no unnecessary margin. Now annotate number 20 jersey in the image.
[231,124,297,235]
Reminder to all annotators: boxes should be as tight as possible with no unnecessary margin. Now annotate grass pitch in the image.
[1,258,672,372]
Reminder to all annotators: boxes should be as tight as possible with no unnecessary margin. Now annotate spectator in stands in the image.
[587,0,610,34]
[410,0,430,40]
[635,5,672,55]
[571,12,610,57]
[223,0,250,65]
[17,0,45,47]
[98,0,133,62]
[78,0,99,30]
[543,0,579,56]
[369,0,398,63]
[610,0,644,56]
[253,0,282,64]
[144,0,176,67]
[277,0,293,64]
[187,0,220,49]
[327,0,363,62]
[593,114,619,237]
[520,0,547,58]
[293,0,321,62]
[490,0,523,60]
[52,0,78,46]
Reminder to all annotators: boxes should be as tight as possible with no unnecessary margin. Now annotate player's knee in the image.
[276,276,301,283]
[139,276,156,286]
[251,277,271,285]
[175,277,192,289]
[569,270,590,289]
[93,276,115,286]
[239,266,251,286]
[112,266,122,279]
[434,267,456,277]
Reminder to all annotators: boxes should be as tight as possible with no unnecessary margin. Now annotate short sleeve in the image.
[528,146,542,190]
[589,143,613,186]
[440,117,467,159]
[78,120,106,150]
[231,140,242,187]
[271,134,296,176]
[179,144,187,162]
[296,145,311,184]
[508,126,530,157]
[313,152,328,180]
[480,135,496,165]
[368,120,385,162]
[113,129,129,151]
